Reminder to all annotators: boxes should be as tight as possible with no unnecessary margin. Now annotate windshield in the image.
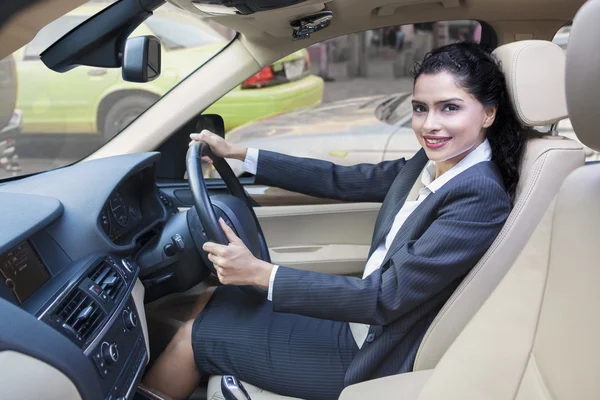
[0,0,233,180]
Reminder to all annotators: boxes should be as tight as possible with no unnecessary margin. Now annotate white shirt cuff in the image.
[242,148,259,175]
[267,265,279,301]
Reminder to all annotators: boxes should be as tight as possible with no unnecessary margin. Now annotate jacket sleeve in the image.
[270,175,511,325]
[254,150,406,203]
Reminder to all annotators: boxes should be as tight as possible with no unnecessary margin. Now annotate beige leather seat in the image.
[339,1,600,398]
[207,39,585,400]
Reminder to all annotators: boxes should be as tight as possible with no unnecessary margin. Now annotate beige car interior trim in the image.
[249,187,344,207]
[565,0,600,152]
[255,203,379,274]
[492,41,568,126]
[269,244,368,275]
[0,351,82,400]
[132,279,151,358]
[339,369,433,400]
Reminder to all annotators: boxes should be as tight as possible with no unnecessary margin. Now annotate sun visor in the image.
[190,0,309,15]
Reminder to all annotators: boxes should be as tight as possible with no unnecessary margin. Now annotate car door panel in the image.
[254,202,379,276]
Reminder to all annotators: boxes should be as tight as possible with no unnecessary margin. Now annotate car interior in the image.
[0,0,598,399]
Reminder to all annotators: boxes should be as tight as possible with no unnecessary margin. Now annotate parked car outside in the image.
[14,3,323,139]
[220,92,421,176]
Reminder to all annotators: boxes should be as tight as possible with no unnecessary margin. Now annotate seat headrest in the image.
[493,41,567,127]
[566,0,600,152]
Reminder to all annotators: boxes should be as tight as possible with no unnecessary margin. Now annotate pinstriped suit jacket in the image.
[254,149,511,387]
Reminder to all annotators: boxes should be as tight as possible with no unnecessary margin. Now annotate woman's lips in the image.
[423,135,452,149]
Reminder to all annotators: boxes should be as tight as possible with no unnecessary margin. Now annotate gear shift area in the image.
[221,375,252,400]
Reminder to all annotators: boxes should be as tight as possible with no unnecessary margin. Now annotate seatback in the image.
[416,1,600,398]
[414,40,585,370]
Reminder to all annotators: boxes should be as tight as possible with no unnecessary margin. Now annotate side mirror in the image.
[195,114,226,138]
[122,36,161,83]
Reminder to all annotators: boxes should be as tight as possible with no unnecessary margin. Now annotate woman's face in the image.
[412,71,496,172]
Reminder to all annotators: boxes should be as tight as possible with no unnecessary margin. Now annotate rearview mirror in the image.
[122,36,161,83]
[195,114,226,138]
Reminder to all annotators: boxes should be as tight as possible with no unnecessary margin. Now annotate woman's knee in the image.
[188,286,217,319]
[168,319,195,356]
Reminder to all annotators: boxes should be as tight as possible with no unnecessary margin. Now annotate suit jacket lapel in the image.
[369,149,428,256]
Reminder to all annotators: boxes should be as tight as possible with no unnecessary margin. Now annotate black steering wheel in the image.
[186,141,270,300]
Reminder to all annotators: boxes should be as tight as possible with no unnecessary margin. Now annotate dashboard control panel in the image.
[88,297,147,400]
[37,255,146,399]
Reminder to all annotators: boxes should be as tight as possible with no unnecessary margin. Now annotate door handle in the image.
[87,68,107,76]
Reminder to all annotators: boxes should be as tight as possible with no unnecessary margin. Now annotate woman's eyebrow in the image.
[411,98,465,105]
[435,97,465,105]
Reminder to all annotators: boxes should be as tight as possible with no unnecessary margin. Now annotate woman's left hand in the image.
[202,219,274,288]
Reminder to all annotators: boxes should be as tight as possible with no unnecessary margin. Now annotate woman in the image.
[141,42,524,400]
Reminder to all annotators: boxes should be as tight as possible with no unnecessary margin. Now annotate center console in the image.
[38,255,147,400]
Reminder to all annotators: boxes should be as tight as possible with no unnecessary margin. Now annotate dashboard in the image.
[0,152,170,400]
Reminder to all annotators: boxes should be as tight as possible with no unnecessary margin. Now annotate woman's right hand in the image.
[189,130,248,163]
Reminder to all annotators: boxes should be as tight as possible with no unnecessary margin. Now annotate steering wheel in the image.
[186,141,270,300]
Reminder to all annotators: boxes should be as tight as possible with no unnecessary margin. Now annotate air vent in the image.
[90,262,125,301]
[55,290,105,342]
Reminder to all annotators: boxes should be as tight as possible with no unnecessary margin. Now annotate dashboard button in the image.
[101,342,119,364]
[123,309,138,330]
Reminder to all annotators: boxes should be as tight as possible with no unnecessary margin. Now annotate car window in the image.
[552,22,571,51]
[376,93,413,125]
[207,20,485,179]
[1,1,233,180]
[24,16,87,60]
[145,15,225,50]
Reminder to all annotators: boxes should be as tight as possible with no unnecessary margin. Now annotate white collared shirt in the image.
[242,140,492,347]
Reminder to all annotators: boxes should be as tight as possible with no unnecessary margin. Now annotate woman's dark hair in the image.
[412,42,525,202]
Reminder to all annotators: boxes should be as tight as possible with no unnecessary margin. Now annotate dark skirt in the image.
[191,286,359,400]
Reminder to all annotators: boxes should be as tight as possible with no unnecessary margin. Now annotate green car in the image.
[14,4,323,139]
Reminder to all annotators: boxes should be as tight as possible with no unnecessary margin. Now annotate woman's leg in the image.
[141,287,216,400]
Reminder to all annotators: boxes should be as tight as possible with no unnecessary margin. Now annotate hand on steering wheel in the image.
[189,131,248,164]
[203,218,273,288]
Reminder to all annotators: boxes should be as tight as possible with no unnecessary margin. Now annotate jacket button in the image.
[366,333,375,343]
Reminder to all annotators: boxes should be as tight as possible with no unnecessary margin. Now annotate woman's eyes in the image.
[412,104,460,113]
[442,104,460,112]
